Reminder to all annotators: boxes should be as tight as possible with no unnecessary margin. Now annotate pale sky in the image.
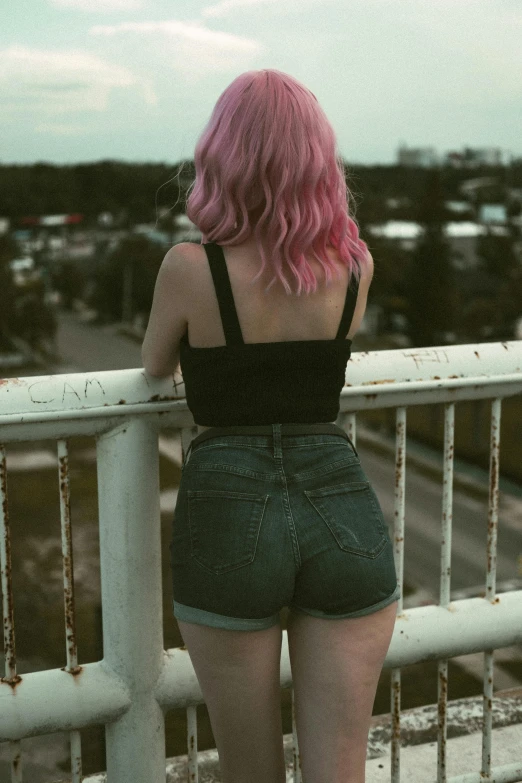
[1,0,521,165]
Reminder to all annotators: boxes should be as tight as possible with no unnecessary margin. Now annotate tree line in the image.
[1,161,521,358]
[1,158,521,224]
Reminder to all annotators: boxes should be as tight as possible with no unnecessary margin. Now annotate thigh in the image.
[177,620,286,783]
[286,600,398,782]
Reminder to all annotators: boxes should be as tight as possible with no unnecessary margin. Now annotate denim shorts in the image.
[170,423,400,631]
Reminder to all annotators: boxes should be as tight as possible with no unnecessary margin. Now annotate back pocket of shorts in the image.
[304,481,388,558]
[188,489,269,574]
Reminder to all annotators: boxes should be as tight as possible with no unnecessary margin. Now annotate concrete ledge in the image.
[65,688,522,783]
[366,723,522,783]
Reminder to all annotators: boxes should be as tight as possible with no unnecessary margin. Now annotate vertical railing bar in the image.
[57,439,83,783]
[482,398,502,779]
[391,406,406,783]
[291,685,302,783]
[482,651,494,780]
[485,398,501,601]
[187,704,198,783]
[0,444,23,783]
[342,412,357,447]
[438,402,455,783]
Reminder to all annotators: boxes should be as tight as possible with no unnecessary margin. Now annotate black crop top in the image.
[179,242,359,426]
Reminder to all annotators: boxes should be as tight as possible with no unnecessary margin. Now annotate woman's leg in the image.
[286,600,398,783]
[177,619,286,783]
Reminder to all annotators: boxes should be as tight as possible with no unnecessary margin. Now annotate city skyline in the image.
[1,0,521,166]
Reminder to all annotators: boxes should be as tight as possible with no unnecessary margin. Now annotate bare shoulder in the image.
[161,242,204,285]
[163,241,202,266]
[357,249,374,288]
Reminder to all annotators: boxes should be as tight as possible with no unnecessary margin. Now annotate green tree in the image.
[364,234,411,333]
[404,169,458,347]
[0,235,19,348]
[93,235,165,322]
[476,226,519,282]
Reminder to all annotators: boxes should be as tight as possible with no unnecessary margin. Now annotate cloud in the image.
[35,122,89,135]
[201,0,280,18]
[200,0,339,18]
[49,0,143,11]
[90,20,264,79]
[0,46,156,114]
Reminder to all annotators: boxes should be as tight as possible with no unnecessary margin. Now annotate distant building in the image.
[367,220,422,251]
[478,204,508,224]
[397,144,439,167]
[366,220,496,270]
[444,147,507,168]
[445,200,474,217]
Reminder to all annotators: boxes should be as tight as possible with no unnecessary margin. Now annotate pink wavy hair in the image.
[185,68,370,295]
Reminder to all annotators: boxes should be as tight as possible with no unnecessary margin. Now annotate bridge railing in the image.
[1,340,522,783]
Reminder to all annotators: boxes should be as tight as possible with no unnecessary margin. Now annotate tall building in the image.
[397,144,439,167]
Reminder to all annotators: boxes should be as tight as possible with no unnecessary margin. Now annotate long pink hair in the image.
[185,69,370,295]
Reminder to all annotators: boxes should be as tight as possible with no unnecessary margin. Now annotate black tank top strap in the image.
[204,242,245,346]
[335,267,360,340]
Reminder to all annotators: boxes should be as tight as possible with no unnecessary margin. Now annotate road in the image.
[53,310,144,372]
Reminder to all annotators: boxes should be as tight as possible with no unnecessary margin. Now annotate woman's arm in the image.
[346,250,374,340]
[141,245,190,378]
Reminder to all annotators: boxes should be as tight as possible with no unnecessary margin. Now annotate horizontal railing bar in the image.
[0,661,131,742]
[0,375,521,432]
[0,341,520,419]
[154,593,522,711]
[4,593,519,740]
[447,760,522,782]
[338,377,522,411]
[0,412,194,444]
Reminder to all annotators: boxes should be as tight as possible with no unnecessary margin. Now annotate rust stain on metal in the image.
[391,678,401,741]
[365,378,396,385]
[12,745,21,772]
[438,668,448,768]
[474,351,480,358]
[1,448,18,676]
[0,673,22,690]
[61,664,83,677]
[149,394,179,402]
[59,449,78,670]
[0,378,22,386]
[364,393,378,401]
[118,399,126,405]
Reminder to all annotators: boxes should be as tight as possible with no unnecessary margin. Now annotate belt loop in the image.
[182,439,194,469]
[272,423,282,461]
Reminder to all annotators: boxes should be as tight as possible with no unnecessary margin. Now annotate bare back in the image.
[183,240,372,350]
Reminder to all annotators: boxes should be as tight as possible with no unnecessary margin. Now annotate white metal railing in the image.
[1,340,522,783]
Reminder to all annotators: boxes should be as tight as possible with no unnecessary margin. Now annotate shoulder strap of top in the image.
[204,242,245,346]
[335,269,360,340]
